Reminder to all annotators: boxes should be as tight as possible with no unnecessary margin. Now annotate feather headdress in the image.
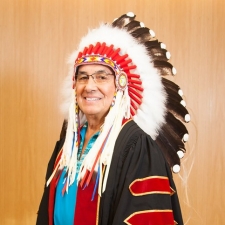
[47,12,190,194]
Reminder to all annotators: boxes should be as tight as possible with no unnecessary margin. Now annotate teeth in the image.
[86,97,100,101]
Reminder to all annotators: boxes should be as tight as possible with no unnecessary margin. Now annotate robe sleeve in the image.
[99,120,183,225]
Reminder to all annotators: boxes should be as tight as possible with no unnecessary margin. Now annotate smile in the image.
[85,97,101,101]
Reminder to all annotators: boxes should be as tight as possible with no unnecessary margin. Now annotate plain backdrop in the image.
[0,0,224,224]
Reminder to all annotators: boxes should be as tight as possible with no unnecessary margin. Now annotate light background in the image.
[0,0,224,224]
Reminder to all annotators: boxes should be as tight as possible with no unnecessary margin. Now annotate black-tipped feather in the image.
[149,48,169,61]
[165,112,188,141]
[166,100,189,123]
[130,27,152,43]
[125,20,142,32]
[156,131,181,168]
[144,40,161,50]
[153,60,174,75]
[164,85,184,105]
[112,13,136,28]
[162,78,181,94]
[160,124,185,151]
[112,13,190,172]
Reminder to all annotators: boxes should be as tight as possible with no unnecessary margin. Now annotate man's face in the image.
[75,64,116,119]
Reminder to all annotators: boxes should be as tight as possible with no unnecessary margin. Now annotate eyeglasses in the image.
[75,70,114,84]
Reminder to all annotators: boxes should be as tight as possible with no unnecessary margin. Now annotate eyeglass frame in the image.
[75,70,115,84]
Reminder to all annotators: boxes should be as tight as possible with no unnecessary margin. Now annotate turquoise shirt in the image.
[54,124,99,225]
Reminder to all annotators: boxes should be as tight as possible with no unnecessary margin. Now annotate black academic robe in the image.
[36,120,183,225]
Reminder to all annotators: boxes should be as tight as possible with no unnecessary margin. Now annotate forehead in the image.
[77,64,114,73]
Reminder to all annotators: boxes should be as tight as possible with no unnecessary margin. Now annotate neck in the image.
[86,116,104,135]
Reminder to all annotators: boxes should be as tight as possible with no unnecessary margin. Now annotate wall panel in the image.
[0,0,224,224]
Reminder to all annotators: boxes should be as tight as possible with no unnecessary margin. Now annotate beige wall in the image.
[0,0,224,224]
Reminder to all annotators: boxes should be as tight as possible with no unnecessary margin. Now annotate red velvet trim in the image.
[124,210,175,225]
[122,118,132,125]
[74,179,98,225]
[129,176,173,196]
[48,150,63,225]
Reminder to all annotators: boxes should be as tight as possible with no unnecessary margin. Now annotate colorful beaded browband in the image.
[75,55,121,75]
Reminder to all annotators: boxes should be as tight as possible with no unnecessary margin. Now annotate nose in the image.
[84,76,97,92]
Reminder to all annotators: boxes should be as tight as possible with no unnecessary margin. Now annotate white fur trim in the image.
[140,22,145,27]
[177,150,184,159]
[149,29,155,37]
[178,89,183,96]
[166,51,171,59]
[183,133,189,142]
[160,43,166,49]
[127,12,135,17]
[173,164,180,173]
[180,100,186,107]
[172,67,177,75]
[185,114,191,122]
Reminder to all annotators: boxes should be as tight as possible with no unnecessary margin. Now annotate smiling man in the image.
[36,12,190,225]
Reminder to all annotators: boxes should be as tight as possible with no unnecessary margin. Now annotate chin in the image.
[82,108,101,115]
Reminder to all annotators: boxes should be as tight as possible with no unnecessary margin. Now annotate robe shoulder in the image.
[99,120,183,225]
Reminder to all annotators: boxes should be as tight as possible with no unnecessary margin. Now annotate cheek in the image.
[76,95,82,104]
[104,85,116,99]
[75,85,83,96]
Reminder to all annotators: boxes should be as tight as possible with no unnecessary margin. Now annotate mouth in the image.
[84,97,101,101]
